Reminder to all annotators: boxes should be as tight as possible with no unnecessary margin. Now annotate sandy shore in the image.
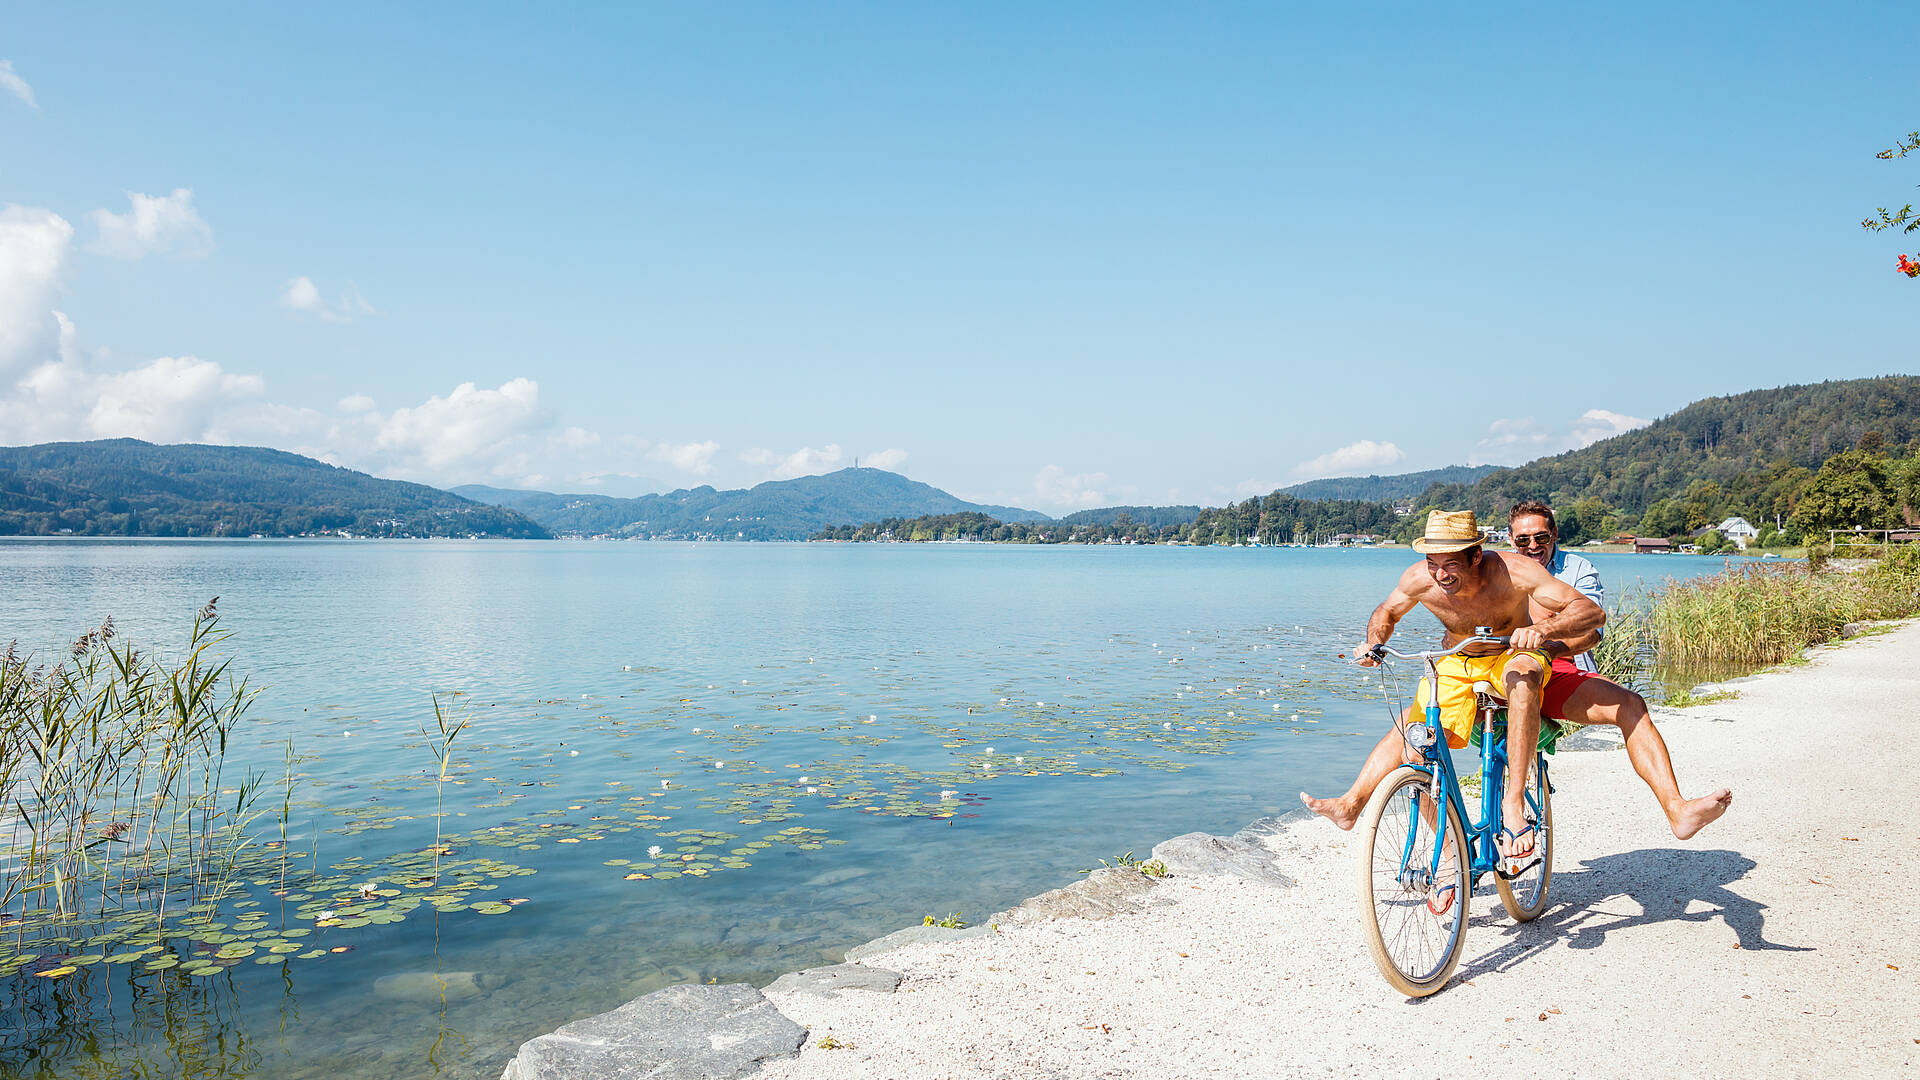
[756,621,1920,1080]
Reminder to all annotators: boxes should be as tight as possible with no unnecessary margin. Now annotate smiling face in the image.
[1510,512,1557,568]
[1425,546,1482,593]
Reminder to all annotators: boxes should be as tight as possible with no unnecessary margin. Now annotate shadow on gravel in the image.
[1447,847,1811,987]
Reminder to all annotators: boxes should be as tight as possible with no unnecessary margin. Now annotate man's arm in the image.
[1535,554,1606,656]
[1506,555,1604,652]
[1355,566,1424,667]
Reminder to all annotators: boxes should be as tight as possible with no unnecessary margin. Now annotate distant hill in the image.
[0,440,551,538]
[1463,376,1920,516]
[455,468,1051,540]
[1281,465,1498,502]
[1054,504,1203,528]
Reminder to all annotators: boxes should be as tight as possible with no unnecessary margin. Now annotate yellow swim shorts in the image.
[1413,649,1552,749]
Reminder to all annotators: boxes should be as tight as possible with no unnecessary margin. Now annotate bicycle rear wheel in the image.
[1355,765,1470,997]
[1496,755,1553,922]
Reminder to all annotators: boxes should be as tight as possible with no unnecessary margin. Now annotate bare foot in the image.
[1299,791,1359,830]
[1669,788,1733,840]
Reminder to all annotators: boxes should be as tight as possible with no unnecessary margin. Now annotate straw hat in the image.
[1411,509,1483,555]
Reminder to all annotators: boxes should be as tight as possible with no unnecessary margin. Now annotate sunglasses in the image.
[1511,532,1555,549]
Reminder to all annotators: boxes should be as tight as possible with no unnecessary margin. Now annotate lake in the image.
[0,540,1730,1079]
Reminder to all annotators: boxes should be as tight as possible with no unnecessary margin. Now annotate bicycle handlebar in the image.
[1365,632,1511,664]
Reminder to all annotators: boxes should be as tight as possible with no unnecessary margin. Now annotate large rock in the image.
[498,983,804,1080]
[1234,810,1315,846]
[842,924,992,962]
[1150,832,1296,887]
[373,971,505,1002]
[763,963,902,998]
[989,867,1159,927]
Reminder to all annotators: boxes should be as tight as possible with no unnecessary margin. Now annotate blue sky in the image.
[1,3,1914,510]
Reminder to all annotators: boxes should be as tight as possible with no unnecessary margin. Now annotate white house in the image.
[1717,516,1760,549]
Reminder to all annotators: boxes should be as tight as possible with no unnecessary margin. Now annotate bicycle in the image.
[1353,631,1554,996]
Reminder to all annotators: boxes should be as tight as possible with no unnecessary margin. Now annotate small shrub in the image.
[923,911,967,929]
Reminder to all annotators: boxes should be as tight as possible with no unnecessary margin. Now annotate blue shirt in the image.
[1547,548,1603,673]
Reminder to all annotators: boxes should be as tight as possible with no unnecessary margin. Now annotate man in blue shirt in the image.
[1506,500,1731,840]
[1301,501,1732,841]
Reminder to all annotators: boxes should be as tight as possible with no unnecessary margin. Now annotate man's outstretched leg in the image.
[1558,678,1732,839]
[1300,708,1419,830]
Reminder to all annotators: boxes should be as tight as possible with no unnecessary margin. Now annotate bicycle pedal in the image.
[1496,856,1542,881]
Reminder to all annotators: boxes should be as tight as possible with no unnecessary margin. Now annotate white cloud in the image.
[337,393,377,414]
[1232,477,1282,498]
[1469,408,1651,466]
[281,276,376,322]
[87,189,213,259]
[1570,408,1649,446]
[0,205,72,378]
[1291,439,1406,480]
[0,314,270,445]
[1033,464,1108,508]
[370,379,546,474]
[741,443,844,480]
[650,440,720,476]
[861,447,908,472]
[0,60,36,111]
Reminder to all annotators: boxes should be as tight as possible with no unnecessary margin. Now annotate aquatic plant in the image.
[0,602,269,945]
[1646,547,1920,670]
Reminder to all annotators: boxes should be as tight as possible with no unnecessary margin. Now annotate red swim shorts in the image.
[1541,656,1608,722]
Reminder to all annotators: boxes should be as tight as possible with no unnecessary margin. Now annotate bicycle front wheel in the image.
[1355,765,1470,997]
[1496,755,1553,922]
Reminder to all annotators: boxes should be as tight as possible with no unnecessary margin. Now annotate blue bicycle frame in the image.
[1389,647,1550,888]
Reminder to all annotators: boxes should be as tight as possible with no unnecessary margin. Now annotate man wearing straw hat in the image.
[1301,509,1604,869]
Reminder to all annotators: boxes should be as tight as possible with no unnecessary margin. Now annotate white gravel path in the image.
[757,620,1920,1080]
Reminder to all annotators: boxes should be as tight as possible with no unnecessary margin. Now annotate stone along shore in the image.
[501,621,1920,1080]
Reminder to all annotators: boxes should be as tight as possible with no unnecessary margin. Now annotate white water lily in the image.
[939,790,958,799]
[316,910,337,920]
[648,845,663,858]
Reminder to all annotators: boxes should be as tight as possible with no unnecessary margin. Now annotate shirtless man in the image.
[1299,510,1604,866]
[1301,507,1733,843]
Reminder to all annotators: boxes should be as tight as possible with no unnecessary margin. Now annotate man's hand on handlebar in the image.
[1353,644,1384,667]
[1510,625,1548,652]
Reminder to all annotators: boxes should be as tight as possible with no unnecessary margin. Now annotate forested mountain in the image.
[1464,377,1920,518]
[455,468,1049,540]
[0,440,550,538]
[1192,376,1920,548]
[825,376,1920,549]
[1054,505,1202,527]
[1280,465,1498,502]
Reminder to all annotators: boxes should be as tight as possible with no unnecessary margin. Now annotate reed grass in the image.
[0,600,277,939]
[1621,546,1920,677]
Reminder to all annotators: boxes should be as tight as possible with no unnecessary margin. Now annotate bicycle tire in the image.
[1495,754,1553,922]
[1355,765,1470,997]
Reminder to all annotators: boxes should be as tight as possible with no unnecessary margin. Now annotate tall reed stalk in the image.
[1601,547,1920,685]
[0,601,267,936]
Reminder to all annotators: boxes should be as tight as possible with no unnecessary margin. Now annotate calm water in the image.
[0,540,1728,1079]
